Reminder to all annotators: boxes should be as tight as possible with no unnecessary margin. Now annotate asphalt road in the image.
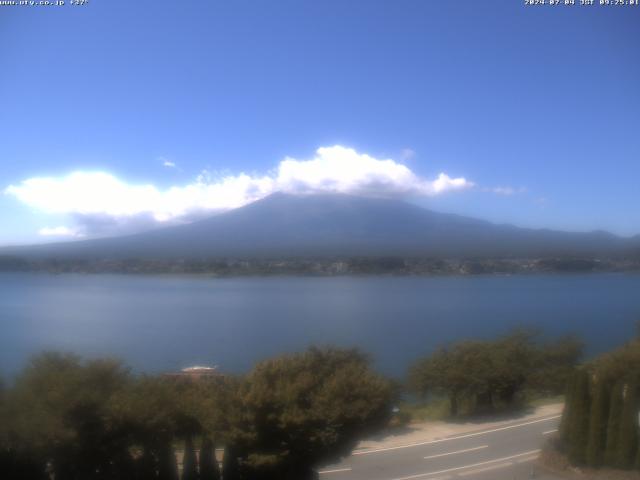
[317,414,564,480]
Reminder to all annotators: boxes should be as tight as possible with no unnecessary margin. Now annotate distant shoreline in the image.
[2,255,640,276]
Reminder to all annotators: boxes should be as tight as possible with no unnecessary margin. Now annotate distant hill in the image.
[2,193,638,260]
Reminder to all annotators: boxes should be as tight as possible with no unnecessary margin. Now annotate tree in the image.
[575,338,640,469]
[234,347,395,479]
[567,370,590,465]
[157,442,179,480]
[488,330,537,407]
[182,435,199,480]
[195,377,243,453]
[409,341,496,416]
[409,330,574,417]
[559,372,576,446]
[133,448,158,480]
[3,352,132,479]
[529,335,583,396]
[605,381,625,466]
[199,437,220,480]
[221,446,240,480]
[118,375,195,477]
[595,340,640,387]
[586,374,609,467]
[616,380,639,469]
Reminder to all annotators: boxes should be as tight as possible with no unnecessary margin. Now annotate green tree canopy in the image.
[409,329,581,416]
[3,352,132,479]
[561,338,640,470]
[1,348,396,480]
[233,347,395,479]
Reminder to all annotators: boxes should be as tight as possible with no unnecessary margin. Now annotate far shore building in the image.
[163,365,225,381]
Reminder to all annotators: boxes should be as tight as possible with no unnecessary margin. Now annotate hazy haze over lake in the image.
[2,273,639,378]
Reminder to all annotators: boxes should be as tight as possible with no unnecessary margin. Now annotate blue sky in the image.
[1,0,639,245]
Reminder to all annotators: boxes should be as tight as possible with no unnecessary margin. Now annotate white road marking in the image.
[389,449,541,480]
[543,429,558,435]
[423,445,488,460]
[515,455,539,463]
[353,415,560,455]
[458,461,513,476]
[318,467,353,474]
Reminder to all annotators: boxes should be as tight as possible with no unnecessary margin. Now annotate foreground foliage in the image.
[0,348,394,480]
[409,330,582,416]
[559,338,640,470]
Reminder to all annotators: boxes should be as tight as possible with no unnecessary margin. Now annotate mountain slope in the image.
[2,193,636,259]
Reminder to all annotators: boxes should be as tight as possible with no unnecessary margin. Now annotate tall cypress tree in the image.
[559,372,577,446]
[586,375,609,467]
[134,447,158,480]
[158,443,179,480]
[617,380,639,469]
[222,446,240,480]
[199,437,220,480]
[568,369,591,465]
[605,381,625,466]
[182,435,199,480]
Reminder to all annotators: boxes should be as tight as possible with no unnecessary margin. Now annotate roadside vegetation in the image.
[0,329,587,480]
[0,348,395,480]
[408,330,582,418]
[555,332,640,472]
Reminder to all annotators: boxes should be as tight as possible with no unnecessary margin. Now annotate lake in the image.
[1,272,639,379]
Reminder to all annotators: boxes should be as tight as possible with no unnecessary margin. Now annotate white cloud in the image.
[5,145,474,235]
[276,146,472,197]
[492,186,515,196]
[400,148,415,160]
[484,186,527,196]
[38,226,83,237]
[159,156,180,170]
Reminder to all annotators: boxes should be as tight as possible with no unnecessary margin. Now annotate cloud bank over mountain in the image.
[5,145,474,238]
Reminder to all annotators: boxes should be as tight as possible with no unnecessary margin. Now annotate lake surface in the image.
[1,273,639,379]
